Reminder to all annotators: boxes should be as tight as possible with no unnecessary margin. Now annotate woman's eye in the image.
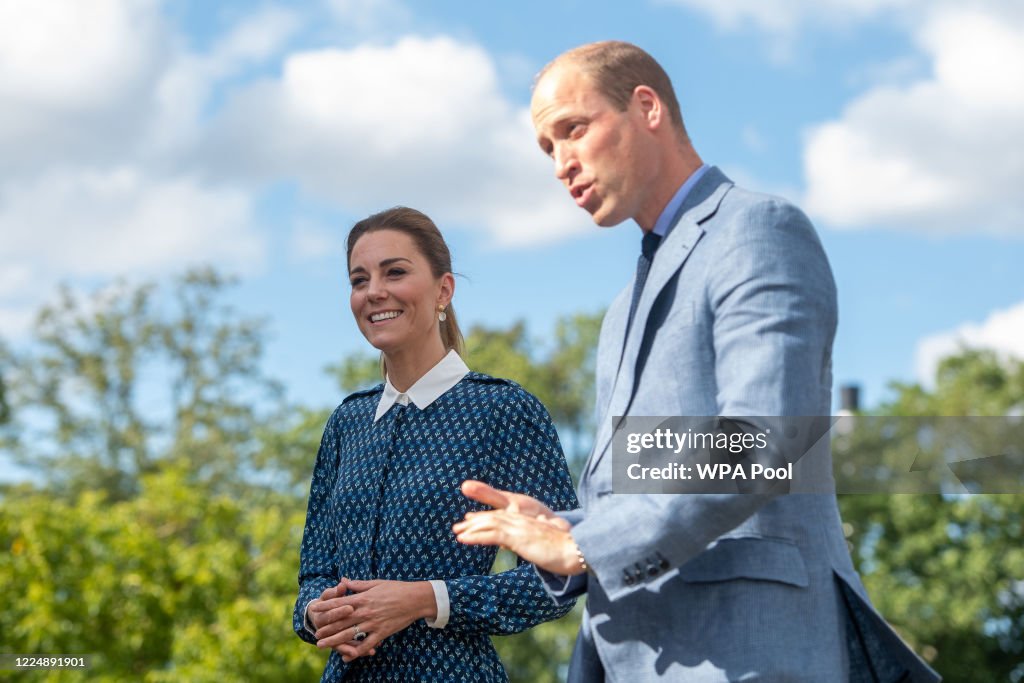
[350,276,367,287]
[388,268,406,277]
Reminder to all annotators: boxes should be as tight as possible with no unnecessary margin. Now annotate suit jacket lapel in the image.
[585,168,734,479]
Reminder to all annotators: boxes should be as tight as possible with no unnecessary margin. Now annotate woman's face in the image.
[348,229,453,359]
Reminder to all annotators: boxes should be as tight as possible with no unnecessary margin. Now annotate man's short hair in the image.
[540,41,687,137]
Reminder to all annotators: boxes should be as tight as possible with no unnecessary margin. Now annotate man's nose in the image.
[554,145,579,181]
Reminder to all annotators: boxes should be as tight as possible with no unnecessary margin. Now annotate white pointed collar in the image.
[374,350,470,422]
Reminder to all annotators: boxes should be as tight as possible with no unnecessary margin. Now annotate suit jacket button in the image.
[656,552,670,570]
[632,564,645,582]
[623,571,636,586]
[647,563,659,577]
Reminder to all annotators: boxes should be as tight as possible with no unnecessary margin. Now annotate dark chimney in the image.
[840,384,860,413]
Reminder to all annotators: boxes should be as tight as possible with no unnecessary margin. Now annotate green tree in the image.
[838,350,1024,682]
[2,269,282,500]
[1,269,599,682]
[0,468,325,682]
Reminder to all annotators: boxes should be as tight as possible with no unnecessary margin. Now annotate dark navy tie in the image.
[625,231,662,339]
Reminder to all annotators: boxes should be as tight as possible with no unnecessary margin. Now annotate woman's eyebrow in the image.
[349,257,412,275]
[378,257,413,267]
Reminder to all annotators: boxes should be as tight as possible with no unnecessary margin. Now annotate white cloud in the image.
[740,125,765,154]
[0,0,168,174]
[327,0,411,33]
[0,167,263,336]
[662,0,917,59]
[803,5,1024,235]
[289,220,342,263]
[0,2,299,337]
[915,302,1024,383]
[203,35,588,247]
[148,6,300,156]
[0,0,164,108]
[666,0,1024,235]
[0,1,301,173]
[664,0,912,35]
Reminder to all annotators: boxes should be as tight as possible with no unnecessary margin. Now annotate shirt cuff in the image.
[423,580,449,628]
[303,600,316,635]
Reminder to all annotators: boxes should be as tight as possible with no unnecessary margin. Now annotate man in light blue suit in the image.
[455,41,940,682]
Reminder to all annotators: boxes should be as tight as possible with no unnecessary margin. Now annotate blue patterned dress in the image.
[293,372,579,682]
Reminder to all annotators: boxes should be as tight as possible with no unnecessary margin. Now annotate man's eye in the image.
[569,123,585,138]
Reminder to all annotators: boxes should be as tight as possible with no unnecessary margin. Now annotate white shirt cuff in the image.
[423,580,449,628]
[303,600,316,634]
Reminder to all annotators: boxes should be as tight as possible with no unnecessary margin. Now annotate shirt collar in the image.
[374,349,470,422]
[651,163,709,238]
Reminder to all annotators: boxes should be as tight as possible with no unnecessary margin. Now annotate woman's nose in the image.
[367,276,387,300]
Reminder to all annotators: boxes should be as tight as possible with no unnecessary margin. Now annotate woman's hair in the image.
[346,206,465,378]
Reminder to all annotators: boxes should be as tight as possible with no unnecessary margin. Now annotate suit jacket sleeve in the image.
[535,509,588,603]
[443,387,580,634]
[573,198,838,602]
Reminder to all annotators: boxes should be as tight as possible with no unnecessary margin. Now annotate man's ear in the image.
[632,85,664,131]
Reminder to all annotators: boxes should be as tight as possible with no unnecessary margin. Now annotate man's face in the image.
[531,62,655,227]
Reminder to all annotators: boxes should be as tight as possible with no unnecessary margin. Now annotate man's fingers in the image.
[460,480,510,509]
[452,510,502,536]
[537,514,572,531]
[454,516,509,547]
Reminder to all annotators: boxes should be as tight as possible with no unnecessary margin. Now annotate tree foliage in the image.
[0,468,325,682]
[4,268,1020,682]
[838,350,1024,682]
[0,272,594,682]
[2,269,282,500]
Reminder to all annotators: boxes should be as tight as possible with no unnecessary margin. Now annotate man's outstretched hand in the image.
[453,480,582,576]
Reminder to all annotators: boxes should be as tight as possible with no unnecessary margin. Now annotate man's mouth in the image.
[571,183,594,208]
[369,310,402,323]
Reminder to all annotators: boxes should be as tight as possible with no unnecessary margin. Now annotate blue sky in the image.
[2,0,1023,448]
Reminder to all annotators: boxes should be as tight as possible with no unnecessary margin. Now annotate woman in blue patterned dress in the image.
[293,207,578,682]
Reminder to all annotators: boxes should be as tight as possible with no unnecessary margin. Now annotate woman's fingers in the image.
[339,627,388,661]
[317,622,366,649]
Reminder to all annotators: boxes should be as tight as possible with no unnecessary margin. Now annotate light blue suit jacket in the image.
[541,168,940,682]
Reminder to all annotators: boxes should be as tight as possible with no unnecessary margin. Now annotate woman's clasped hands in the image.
[307,578,438,662]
